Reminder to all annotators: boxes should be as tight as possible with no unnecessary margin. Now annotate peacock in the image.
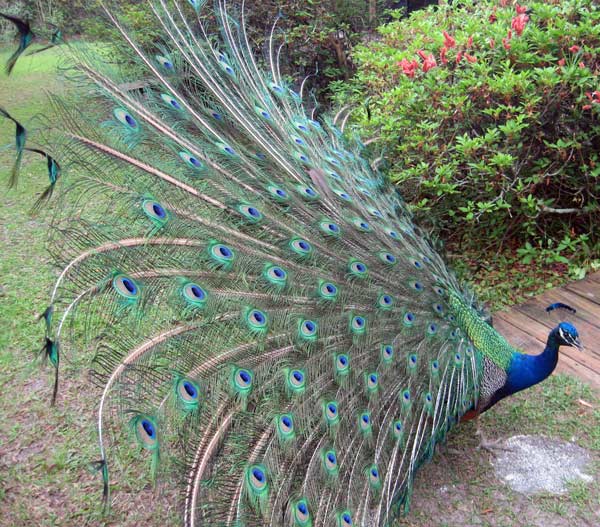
[2,1,584,525]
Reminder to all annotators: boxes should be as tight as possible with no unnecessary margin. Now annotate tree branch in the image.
[539,205,582,214]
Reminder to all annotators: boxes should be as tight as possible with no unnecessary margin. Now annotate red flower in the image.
[467,35,473,49]
[579,61,586,69]
[489,38,495,49]
[465,53,477,64]
[456,51,463,63]
[417,49,438,71]
[511,14,529,36]
[399,58,419,78]
[558,58,566,66]
[442,30,456,48]
[515,3,528,14]
[569,45,580,53]
[440,46,449,65]
[421,53,437,73]
[585,91,600,103]
[502,38,511,50]
[489,10,497,23]
[583,104,593,110]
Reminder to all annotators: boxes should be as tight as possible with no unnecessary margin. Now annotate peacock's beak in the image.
[573,337,584,351]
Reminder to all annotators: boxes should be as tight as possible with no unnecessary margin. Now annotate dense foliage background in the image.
[333,0,600,277]
[0,1,437,101]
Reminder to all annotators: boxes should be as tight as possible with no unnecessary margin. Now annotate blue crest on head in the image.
[558,321,577,333]
[557,321,580,345]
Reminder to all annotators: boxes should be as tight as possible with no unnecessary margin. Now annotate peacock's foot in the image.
[477,436,512,453]
[475,422,512,453]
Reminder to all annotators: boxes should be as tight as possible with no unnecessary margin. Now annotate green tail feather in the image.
[0,12,35,75]
[21,2,531,526]
[0,107,27,187]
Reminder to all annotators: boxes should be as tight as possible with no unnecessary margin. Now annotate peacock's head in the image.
[556,322,583,350]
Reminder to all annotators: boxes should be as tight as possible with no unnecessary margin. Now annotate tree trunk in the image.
[369,0,377,25]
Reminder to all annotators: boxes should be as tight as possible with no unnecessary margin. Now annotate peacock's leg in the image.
[475,416,511,452]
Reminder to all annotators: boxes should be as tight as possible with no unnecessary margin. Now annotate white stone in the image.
[491,435,592,494]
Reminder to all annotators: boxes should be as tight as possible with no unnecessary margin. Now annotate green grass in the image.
[0,47,179,527]
[0,47,599,527]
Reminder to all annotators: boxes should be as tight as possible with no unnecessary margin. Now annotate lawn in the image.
[0,48,598,527]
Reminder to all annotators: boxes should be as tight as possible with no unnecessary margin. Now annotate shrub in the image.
[334,0,600,266]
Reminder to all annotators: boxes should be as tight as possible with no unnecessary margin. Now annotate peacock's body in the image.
[3,1,583,525]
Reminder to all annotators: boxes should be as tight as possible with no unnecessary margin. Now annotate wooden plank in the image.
[514,295,600,361]
[587,271,600,284]
[496,309,600,374]
[493,314,543,349]
[537,288,600,330]
[565,278,600,306]
[494,313,600,387]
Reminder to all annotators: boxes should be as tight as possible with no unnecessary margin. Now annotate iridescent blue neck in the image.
[505,328,560,395]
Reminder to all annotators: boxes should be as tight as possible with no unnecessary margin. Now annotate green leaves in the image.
[517,235,590,266]
[333,0,600,264]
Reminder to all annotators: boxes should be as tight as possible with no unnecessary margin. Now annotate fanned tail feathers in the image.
[39,1,487,525]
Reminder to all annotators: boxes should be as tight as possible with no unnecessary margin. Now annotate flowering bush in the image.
[334,0,600,265]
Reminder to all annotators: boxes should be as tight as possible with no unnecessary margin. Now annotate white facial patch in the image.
[558,327,567,341]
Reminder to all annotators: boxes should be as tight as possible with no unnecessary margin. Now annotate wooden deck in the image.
[494,271,600,390]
